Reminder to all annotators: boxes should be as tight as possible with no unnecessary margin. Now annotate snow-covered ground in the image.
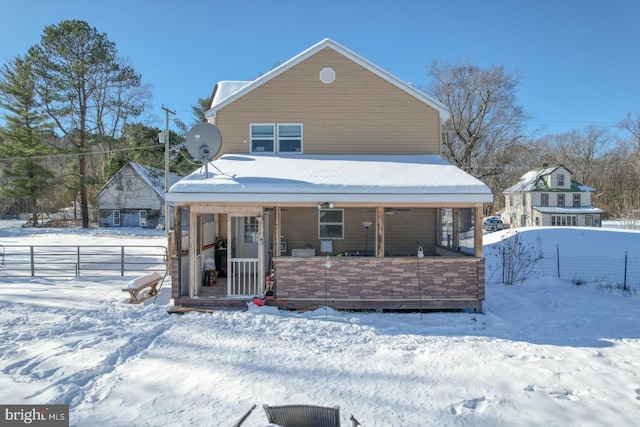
[1,220,639,426]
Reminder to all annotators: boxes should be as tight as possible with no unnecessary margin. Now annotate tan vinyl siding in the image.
[280,208,319,254]
[279,207,437,256]
[384,209,436,255]
[215,48,441,156]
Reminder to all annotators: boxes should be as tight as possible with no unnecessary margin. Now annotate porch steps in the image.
[168,300,249,314]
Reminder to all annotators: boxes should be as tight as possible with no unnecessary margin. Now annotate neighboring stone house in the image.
[503,163,604,227]
[166,39,493,312]
[96,162,182,229]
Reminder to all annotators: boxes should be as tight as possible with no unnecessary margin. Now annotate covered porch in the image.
[169,203,485,312]
[167,154,492,312]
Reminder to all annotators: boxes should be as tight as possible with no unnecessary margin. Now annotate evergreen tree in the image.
[0,55,55,224]
[27,20,148,227]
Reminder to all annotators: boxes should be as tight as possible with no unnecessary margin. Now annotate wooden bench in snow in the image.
[123,272,163,304]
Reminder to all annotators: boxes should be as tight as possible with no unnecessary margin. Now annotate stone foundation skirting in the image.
[273,256,485,312]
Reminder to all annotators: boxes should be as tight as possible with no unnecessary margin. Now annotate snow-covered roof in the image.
[503,165,558,193]
[503,164,593,193]
[205,38,450,121]
[210,81,251,108]
[128,162,183,200]
[533,206,605,215]
[167,154,493,204]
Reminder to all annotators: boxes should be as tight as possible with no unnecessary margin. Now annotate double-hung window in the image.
[250,124,275,153]
[277,124,302,153]
[250,123,302,154]
[541,193,549,207]
[573,194,581,206]
[319,209,343,239]
[557,194,565,207]
[557,173,565,187]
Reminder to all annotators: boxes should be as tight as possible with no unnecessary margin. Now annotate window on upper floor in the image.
[573,193,581,206]
[557,194,565,207]
[557,173,565,187]
[250,124,275,153]
[250,123,302,154]
[541,193,549,207]
[277,124,303,153]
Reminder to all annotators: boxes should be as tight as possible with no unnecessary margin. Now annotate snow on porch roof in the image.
[167,154,493,204]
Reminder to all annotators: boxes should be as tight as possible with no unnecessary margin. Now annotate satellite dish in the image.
[185,122,222,163]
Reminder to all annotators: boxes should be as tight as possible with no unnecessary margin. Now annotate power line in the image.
[0,144,162,162]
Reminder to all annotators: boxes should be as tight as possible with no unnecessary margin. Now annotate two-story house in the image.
[166,39,493,313]
[503,163,604,228]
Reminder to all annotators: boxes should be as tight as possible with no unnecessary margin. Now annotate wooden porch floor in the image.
[197,277,229,298]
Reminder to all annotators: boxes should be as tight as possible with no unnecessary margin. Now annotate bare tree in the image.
[619,112,640,177]
[427,60,531,213]
[551,125,611,185]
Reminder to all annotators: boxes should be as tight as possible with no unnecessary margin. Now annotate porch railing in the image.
[229,258,261,296]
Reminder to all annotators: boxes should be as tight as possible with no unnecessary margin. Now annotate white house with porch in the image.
[502,163,604,228]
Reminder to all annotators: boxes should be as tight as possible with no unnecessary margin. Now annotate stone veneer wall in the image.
[170,257,180,301]
[273,256,485,308]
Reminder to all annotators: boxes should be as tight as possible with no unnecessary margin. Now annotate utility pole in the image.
[161,106,175,239]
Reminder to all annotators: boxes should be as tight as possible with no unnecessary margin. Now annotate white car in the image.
[483,217,509,232]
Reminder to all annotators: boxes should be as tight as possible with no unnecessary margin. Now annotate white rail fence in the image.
[0,245,167,277]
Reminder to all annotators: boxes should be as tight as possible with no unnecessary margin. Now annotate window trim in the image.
[250,123,275,153]
[557,173,565,187]
[112,210,121,226]
[250,123,303,154]
[318,208,344,240]
[573,193,581,207]
[540,193,549,207]
[277,123,303,154]
[244,217,259,243]
[557,194,565,207]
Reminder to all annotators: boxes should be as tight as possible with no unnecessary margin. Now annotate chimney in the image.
[542,162,548,167]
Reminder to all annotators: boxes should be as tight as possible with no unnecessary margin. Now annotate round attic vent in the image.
[319,67,336,84]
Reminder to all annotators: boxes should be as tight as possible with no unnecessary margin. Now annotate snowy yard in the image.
[1,221,639,426]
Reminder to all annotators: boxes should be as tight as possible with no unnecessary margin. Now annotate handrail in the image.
[0,245,167,278]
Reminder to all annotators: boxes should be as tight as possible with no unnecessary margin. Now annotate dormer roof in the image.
[503,164,593,193]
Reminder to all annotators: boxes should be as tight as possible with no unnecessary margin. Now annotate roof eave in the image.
[166,192,492,204]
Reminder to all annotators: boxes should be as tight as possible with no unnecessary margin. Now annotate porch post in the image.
[174,206,182,296]
[376,206,384,257]
[257,214,265,291]
[452,208,460,250]
[189,210,198,297]
[475,204,483,257]
[275,207,282,257]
